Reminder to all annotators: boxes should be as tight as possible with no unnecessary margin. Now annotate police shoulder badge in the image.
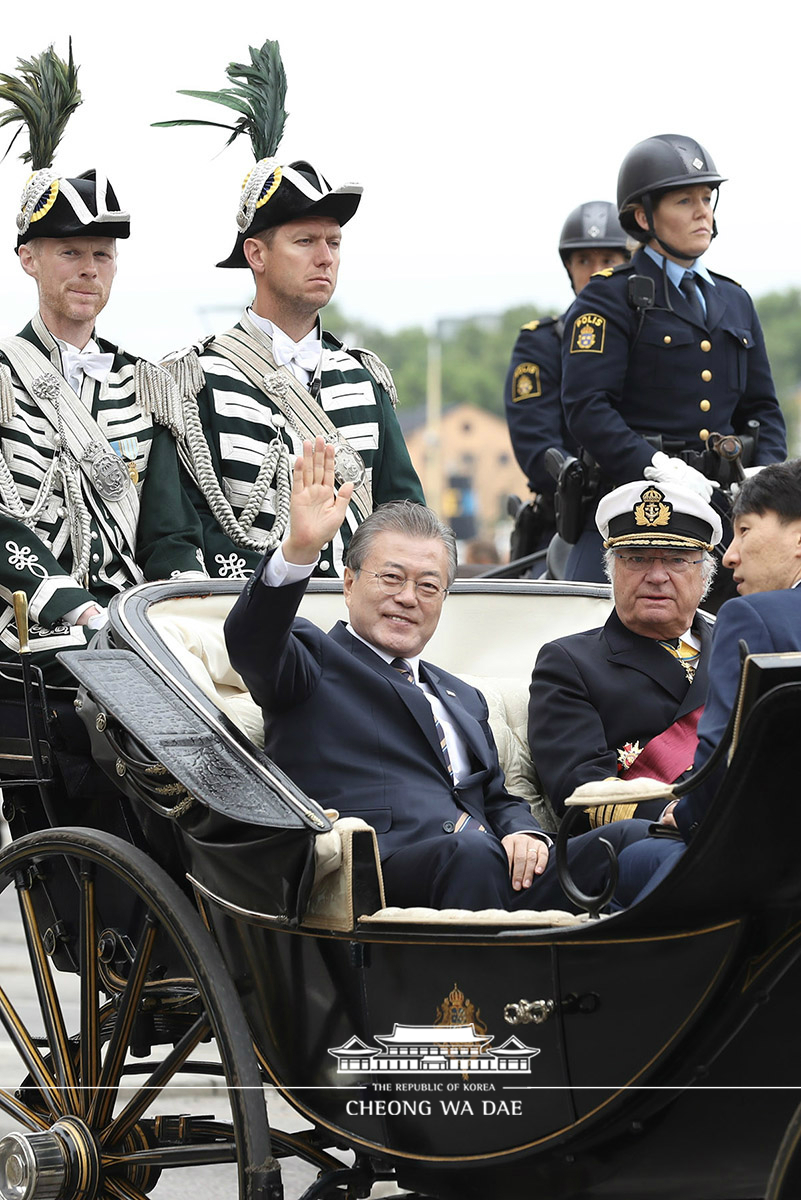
[569,313,606,354]
[512,362,541,401]
[634,485,672,528]
[521,319,541,331]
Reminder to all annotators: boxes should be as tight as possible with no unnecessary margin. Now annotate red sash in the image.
[621,705,703,782]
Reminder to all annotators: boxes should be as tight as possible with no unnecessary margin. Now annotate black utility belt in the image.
[643,434,756,485]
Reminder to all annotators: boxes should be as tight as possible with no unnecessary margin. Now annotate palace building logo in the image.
[328,984,540,1076]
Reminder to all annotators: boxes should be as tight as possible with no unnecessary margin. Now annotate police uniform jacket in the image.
[528,608,712,820]
[504,314,577,494]
[169,322,424,582]
[224,557,543,863]
[560,250,786,487]
[674,586,801,840]
[0,315,205,687]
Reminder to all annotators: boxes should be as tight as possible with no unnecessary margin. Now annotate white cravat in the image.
[56,337,114,394]
[247,310,321,385]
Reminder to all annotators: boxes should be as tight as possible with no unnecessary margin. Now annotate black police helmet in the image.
[617,134,726,239]
[558,201,630,266]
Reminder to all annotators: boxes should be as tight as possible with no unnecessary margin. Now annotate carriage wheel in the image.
[767,1101,801,1200]
[0,828,281,1200]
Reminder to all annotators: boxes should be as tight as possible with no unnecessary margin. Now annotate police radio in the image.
[627,275,655,313]
[627,275,655,346]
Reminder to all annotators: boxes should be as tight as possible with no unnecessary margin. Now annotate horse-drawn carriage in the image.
[1,576,800,1200]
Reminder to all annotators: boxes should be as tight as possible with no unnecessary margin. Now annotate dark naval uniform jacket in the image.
[560,250,787,488]
[528,608,713,821]
[504,314,578,495]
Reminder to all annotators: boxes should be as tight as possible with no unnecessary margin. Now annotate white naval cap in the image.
[596,480,723,550]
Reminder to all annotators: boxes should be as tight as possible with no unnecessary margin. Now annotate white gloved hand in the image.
[643,451,718,502]
[730,464,764,498]
[85,609,109,631]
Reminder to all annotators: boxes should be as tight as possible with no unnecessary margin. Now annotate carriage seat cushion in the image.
[152,610,557,830]
[304,815,587,931]
[154,611,266,747]
[359,907,592,927]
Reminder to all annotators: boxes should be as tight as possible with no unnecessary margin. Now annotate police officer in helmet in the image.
[560,133,786,589]
[505,202,630,561]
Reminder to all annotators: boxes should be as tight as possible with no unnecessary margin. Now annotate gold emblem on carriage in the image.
[435,983,487,1036]
[634,485,672,528]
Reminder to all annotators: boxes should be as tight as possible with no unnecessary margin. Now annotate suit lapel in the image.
[675,615,713,719]
[330,624,449,766]
[643,253,712,331]
[604,610,712,714]
[604,610,687,703]
[419,662,491,770]
[702,278,726,333]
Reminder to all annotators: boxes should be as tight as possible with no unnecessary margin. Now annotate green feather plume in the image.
[0,40,81,170]
[153,39,288,161]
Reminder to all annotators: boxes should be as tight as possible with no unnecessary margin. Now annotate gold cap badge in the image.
[634,485,673,528]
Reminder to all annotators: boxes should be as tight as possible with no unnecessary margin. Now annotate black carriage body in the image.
[48,579,801,1198]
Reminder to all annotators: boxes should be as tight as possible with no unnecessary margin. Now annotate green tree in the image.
[755,289,801,454]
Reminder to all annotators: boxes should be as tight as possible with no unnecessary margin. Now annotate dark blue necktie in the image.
[391,657,454,779]
[680,272,705,324]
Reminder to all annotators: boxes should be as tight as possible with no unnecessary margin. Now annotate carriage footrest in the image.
[59,650,326,831]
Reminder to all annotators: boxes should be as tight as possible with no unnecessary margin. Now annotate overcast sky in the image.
[0,1,796,360]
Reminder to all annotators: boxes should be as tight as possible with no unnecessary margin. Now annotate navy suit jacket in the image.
[224,562,543,861]
[675,586,801,839]
[529,609,712,819]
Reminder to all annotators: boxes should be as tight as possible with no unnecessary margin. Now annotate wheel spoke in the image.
[0,1088,49,1130]
[104,1142,237,1169]
[87,915,158,1129]
[79,866,101,1107]
[100,1014,211,1148]
[0,829,273,1199]
[102,1176,149,1200]
[0,982,64,1120]
[17,885,80,1114]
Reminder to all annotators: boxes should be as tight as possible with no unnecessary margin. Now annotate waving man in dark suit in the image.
[225,438,647,911]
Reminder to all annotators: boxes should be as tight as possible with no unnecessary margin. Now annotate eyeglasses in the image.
[614,552,703,575]
[362,570,447,600]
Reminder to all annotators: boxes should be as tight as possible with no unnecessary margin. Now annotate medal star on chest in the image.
[617,741,643,771]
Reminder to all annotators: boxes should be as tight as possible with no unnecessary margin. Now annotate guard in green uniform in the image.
[0,44,205,830]
[158,41,423,580]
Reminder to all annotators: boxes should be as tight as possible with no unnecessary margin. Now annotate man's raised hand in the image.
[282,437,356,564]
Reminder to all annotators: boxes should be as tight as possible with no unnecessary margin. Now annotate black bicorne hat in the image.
[217,158,362,269]
[16,168,130,251]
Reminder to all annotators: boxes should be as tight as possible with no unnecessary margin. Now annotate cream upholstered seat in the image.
[148,584,613,930]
